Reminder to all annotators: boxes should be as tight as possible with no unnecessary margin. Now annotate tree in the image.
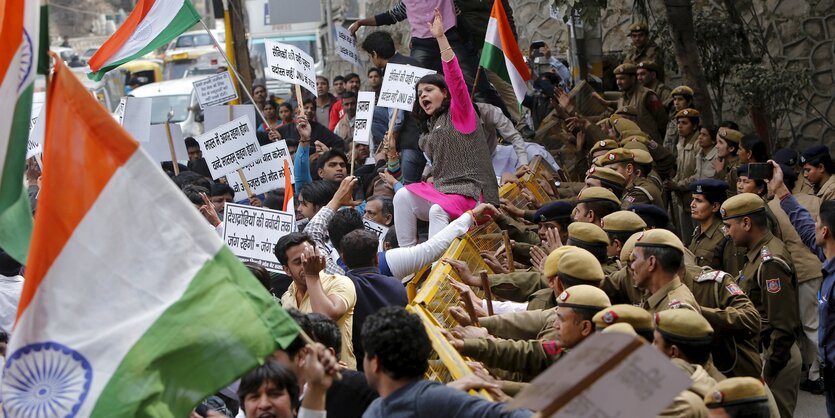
[662,0,714,127]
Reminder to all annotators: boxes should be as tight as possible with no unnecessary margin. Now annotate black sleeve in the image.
[373,1,407,26]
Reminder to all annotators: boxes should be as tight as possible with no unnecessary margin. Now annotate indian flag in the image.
[87,0,200,81]
[0,0,40,264]
[2,56,299,417]
[478,0,531,106]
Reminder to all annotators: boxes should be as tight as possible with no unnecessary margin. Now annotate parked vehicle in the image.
[129,77,205,138]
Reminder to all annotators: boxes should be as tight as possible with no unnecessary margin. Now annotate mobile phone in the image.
[531,40,546,50]
[747,163,773,180]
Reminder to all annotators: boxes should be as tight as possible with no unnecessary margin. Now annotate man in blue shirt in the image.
[768,161,835,414]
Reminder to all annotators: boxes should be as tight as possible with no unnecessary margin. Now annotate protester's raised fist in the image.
[428,8,445,39]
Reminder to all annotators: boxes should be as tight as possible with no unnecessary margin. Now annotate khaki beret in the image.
[610,118,641,136]
[637,60,661,73]
[654,309,714,344]
[634,228,685,254]
[568,222,610,246]
[614,105,639,119]
[587,166,627,188]
[593,304,654,332]
[704,377,768,409]
[591,155,605,167]
[601,211,647,234]
[601,322,638,337]
[543,245,578,278]
[623,139,649,152]
[620,231,643,261]
[590,139,619,155]
[614,63,637,75]
[600,148,634,166]
[720,193,765,220]
[674,108,700,119]
[557,248,605,284]
[628,22,649,33]
[628,148,653,164]
[670,85,694,97]
[578,186,621,206]
[717,127,744,144]
[557,284,610,311]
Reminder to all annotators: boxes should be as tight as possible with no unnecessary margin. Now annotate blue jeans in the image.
[409,28,512,121]
[400,149,426,185]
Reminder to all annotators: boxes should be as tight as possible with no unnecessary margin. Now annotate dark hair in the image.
[316,149,349,172]
[539,72,560,87]
[316,75,329,84]
[367,67,382,77]
[263,193,283,210]
[302,97,317,110]
[182,184,209,205]
[278,102,293,113]
[657,335,712,365]
[820,200,835,233]
[284,309,312,358]
[173,171,212,191]
[264,98,279,111]
[717,402,771,417]
[700,125,718,145]
[327,208,364,250]
[719,120,739,130]
[383,227,399,249]
[184,136,199,149]
[333,75,345,83]
[583,200,620,221]
[345,73,360,83]
[299,180,339,209]
[804,153,835,174]
[237,360,300,413]
[307,313,342,359]
[747,210,770,231]
[340,91,357,101]
[596,179,625,197]
[368,196,394,218]
[244,261,272,291]
[210,182,235,198]
[740,135,769,163]
[273,232,315,266]
[252,84,267,93]
[0,248,22,277]
[341,229,379,269]
[565,238,608,263]
[361,306,431,379]
[607,231,636,248]
[412,74,452,134]
[360,31,396,59]
[640,246,683,274]
[633,162,653,178]
[571,306,600,326]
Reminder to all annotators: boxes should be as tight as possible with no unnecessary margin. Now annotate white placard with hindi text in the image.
[196,115,261,179]
[141,123,189,164]
[27,92,46,159]
[193,72,239,109]
[225,141,295,201]
[204,105,257,132]
[117,96,152,142]
[264,40,317,95]
[363,219,389,252]
[222,203,295,272]
[353,91,376,145]
[335,26,362,67]
[377,63,436,112]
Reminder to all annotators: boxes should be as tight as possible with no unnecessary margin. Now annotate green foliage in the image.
[551,0,608,26]
[730,62,809,121]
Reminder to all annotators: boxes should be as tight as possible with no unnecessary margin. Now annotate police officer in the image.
[637,60,671,106]
[586,166,627,199]
[621,146,665,208]
[720,193,802,418]
[623,22,665,76]
[630,229,701,313]
[566,222,616,276]
[593,303,655,341]
[712,127,744,195]
[573,187,622,226]
[589,139,619,159]
[613,63,667,141]
[664,85,694,151]
[704,377,771,418]
[799,144,835,201]
[688,179,737,272]
[527,246,605,310]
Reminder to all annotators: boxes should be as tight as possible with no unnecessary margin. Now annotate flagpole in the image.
[471,66,481,99]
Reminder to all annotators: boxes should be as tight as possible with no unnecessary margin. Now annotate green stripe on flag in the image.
[88,3,200,81]
[91,247,299,417]
[479,43,511,84]
[0,85,34,263]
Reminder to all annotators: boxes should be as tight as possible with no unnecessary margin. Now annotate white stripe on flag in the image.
[10,148,223,417]
[484,18,501,51]
[102,0,186,67]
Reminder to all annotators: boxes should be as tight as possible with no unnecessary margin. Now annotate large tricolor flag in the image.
[2,55,299,417]
[0,0,40,264]
[87,0,201,81]
[478,0,531,106]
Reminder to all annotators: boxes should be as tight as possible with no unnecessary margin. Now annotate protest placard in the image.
[264,40,317,96]
[225,141,295,201]
[141,123,188,164]
[377,63,436,112]
[507,332,691,418]
[117,96,152,142]
[353,91,376,145]
[335,25,362,67]
[204,105,257,132]
[363,219,389,251]
[196,115,261,179]
[193,72,239,109]
[222,203,295,272]
[27,92,45,159]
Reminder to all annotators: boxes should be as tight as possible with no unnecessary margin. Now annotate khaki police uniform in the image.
[660,359,716,418]
[688,219,733,271]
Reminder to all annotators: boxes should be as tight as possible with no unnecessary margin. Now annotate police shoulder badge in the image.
[542,341,562,356]
[766,278,781,293]
[761,247,772,262]
[726,283,744,296]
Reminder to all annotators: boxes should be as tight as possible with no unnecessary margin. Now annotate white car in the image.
[130,77,205,138]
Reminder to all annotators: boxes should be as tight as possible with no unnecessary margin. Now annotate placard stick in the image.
[295,84,304,113]
[238,169,255,198]
[502,230,514,272]
[479,271,494,316]
[461,292,480,327]
[350,140,357,177]
[375,108,400,156]
[164,120,180,176]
